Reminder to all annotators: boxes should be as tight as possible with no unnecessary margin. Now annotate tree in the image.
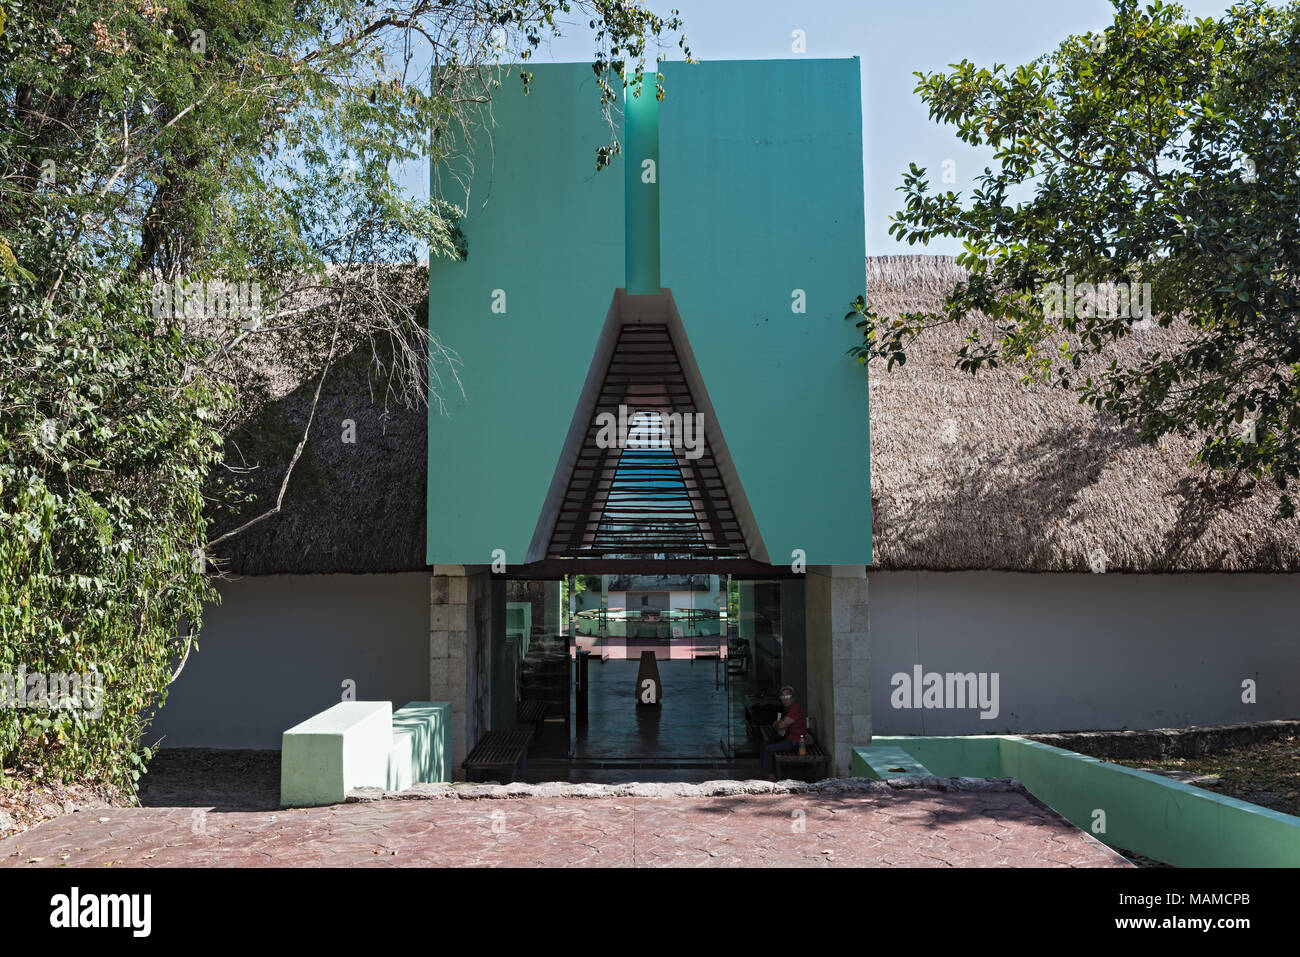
[849,0,1300,516]
[0,0,689,792]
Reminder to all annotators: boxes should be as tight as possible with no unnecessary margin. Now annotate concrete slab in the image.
[852,745,933,779]
[391,702,451,784]
[387,731,413,792]
[280,702,392,807]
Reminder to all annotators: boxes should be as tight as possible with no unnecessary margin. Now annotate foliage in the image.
[0,245,229,788]
[849,0,1300,516]
[0,0,688,791]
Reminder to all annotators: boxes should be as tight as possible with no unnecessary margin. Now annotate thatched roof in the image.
[867,256,1300,572]
[205,266,430,577]
[209,257,1300,575]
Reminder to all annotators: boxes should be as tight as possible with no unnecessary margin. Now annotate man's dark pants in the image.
[761,738,800,773]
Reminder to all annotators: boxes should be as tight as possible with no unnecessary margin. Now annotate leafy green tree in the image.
[0,0,688,792]
[850,0,1300,516]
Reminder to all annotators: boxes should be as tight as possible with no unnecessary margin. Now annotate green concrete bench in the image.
[851,745,934,780]
[281,701,393,807]
[390,701,451,788]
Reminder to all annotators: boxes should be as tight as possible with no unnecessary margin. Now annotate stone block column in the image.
[804,565,869,776]
[429,564,494,779]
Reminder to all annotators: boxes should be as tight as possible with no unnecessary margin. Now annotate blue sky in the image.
[404,0,1240,256]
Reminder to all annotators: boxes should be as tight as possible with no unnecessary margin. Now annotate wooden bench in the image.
[462,729,535,783]
[516,699,546,734]
[762,726,831,783]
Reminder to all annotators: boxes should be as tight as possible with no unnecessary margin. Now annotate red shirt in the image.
[782,703,807,741]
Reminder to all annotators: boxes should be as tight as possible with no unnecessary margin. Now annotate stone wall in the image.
[804,565,870,775]
[429,565,494,778]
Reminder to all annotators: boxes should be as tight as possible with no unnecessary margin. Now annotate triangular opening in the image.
[532,291,762,561]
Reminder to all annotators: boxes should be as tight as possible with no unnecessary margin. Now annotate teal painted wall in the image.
[624,75,661,295]
[659,60,870,565]
[428,60,870,566]
[427,65,625,565]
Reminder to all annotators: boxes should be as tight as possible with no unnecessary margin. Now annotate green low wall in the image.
[872,735,1300,868]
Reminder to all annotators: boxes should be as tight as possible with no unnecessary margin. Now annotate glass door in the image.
[725,576,806,757]
[501,577,569,758]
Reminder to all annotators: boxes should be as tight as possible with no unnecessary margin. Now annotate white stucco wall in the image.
[148,573,432,749]
[869,571,1300,735]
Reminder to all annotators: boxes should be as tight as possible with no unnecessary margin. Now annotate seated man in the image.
[760,685,807,781]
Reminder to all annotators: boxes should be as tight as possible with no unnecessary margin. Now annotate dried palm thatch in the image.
[867,255,1300,571]
[210,256,1300,575]
[204,264,441,576]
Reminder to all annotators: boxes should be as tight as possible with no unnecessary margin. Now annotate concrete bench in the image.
[391,701,451,787]
[281,701,392,807]
[850,745,934,780]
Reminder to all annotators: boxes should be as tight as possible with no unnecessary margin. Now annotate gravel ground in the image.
[0,761,123,842]
[1116,734,1300,818]
[136,748,281,810]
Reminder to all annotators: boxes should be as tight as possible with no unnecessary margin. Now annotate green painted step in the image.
[851,745,933,780]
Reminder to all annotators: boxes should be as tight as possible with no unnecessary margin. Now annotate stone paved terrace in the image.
[0,779,1130,868]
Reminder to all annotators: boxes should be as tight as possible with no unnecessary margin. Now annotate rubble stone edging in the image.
[344,776,1027,802]
[1025,719,1300,760]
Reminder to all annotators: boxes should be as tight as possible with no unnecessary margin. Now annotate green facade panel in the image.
[428,60,870,566]
[658,59,870,566]
[428,64,625,566]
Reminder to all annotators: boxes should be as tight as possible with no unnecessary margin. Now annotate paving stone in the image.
[0,787,1132,868]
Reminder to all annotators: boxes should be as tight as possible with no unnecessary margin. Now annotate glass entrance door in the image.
[503,570,805,772]
[725,576,806,757]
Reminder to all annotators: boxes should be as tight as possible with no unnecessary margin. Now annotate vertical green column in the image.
[624,74,660,294]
